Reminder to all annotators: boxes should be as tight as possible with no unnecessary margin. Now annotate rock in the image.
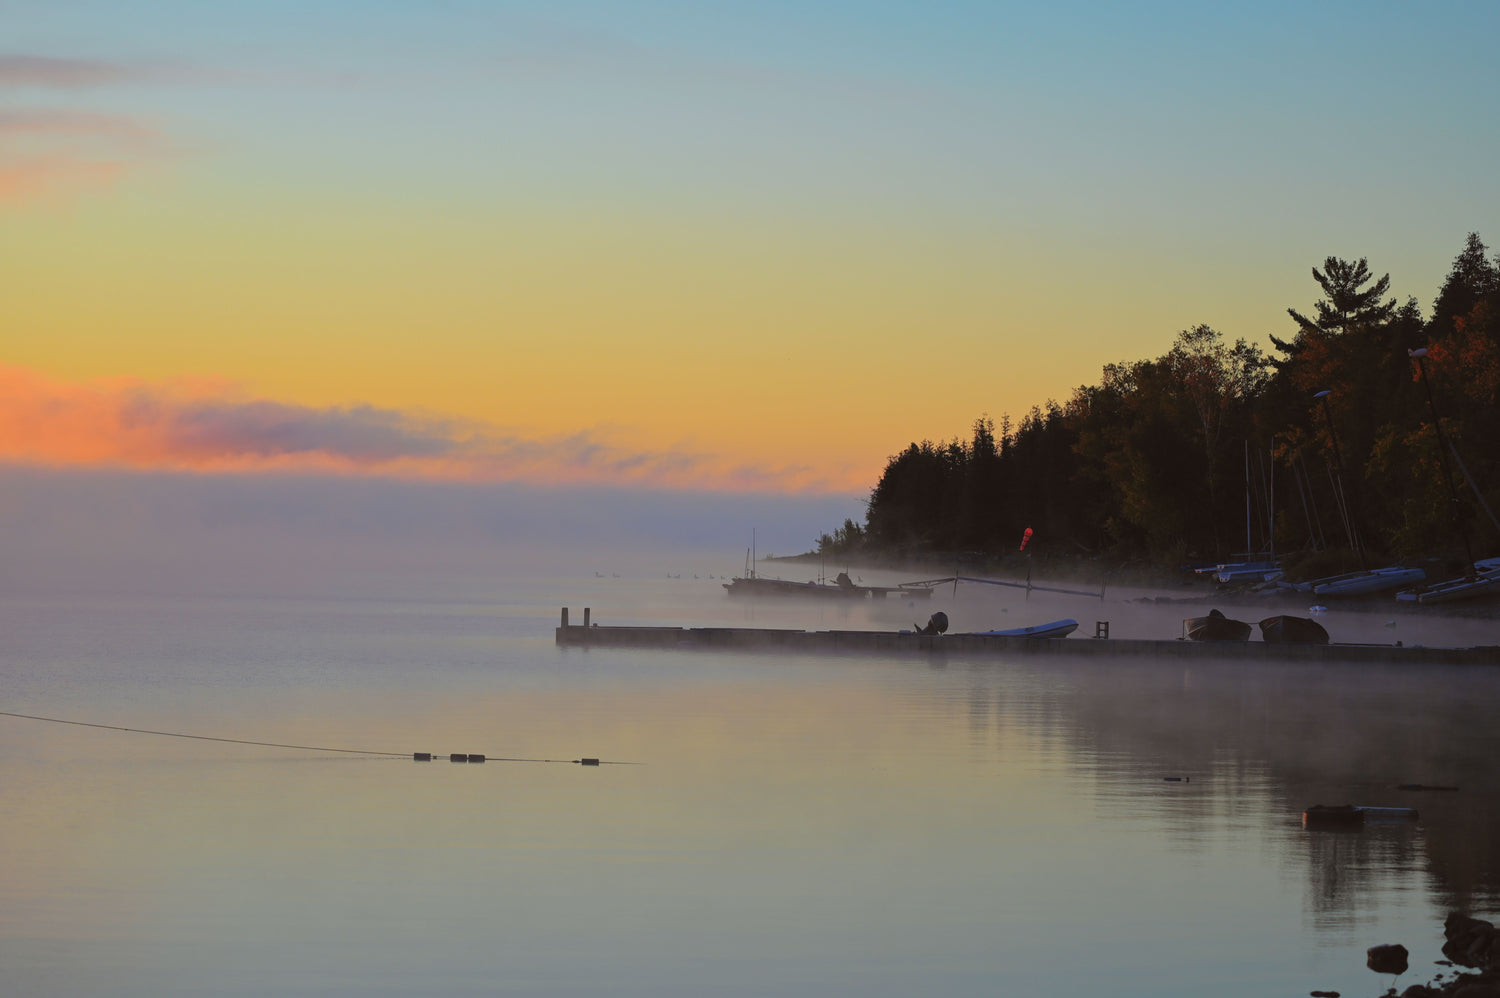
[1369,944,1411,975]
[1452,982,1500,998]
[1444,914,1497,968]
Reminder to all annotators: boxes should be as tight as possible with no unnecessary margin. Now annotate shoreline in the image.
[767,552,1500,622]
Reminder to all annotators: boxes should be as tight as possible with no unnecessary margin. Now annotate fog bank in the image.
[0,465,865,597]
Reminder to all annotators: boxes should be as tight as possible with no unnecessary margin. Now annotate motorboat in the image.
[723,571,933,600]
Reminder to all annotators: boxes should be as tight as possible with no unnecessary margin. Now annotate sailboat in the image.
[1391,349,1498,604]
[1304,565,1425,596]
[1213,444,1282,583]
[1276,390,1424,597]
[1395,557,1500,604]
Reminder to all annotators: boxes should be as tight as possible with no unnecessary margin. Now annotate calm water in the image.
[3,566,1499,997]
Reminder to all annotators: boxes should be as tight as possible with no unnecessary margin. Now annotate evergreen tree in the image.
[1427,233,1499,342]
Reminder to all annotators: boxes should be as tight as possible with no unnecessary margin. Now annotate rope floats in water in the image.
[0,710,621,766]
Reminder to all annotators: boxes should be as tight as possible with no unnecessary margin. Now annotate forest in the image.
[819,234,1500,574]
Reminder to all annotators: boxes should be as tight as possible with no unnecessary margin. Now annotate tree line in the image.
[818,234,1500,570]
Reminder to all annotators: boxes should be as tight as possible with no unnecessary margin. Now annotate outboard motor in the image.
[916,611,949,636]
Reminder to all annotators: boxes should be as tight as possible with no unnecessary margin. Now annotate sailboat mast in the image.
[1244,442,1252,556]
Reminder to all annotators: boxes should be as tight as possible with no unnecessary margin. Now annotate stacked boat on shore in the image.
[1394,557,1500,604]
[1215,556,1500,605]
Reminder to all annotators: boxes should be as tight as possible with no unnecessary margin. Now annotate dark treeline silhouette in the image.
[819,234,1500,570]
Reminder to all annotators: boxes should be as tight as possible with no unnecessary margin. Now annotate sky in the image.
[3,0,1499,501]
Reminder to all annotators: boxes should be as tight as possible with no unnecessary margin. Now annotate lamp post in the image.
[1408,348,1475,574]
[1313,389,1364,567]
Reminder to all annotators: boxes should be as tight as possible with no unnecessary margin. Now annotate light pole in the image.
[1408,348,1475,574]
[1313,389,1364,567]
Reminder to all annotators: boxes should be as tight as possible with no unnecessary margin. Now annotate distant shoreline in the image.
[765,551,1500,620]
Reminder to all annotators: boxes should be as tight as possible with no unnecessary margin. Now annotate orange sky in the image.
[4,8,1495,495]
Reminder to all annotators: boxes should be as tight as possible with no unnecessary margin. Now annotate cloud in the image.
[0,53,192,89]
[0,54,139,88]
[0,365,852,493]
[0,54,187,205]
[0,108,172,203]
[0,111,169,203]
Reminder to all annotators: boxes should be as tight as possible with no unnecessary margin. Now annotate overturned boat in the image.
[1396,558,1500,604]
[1278,565,1426,597]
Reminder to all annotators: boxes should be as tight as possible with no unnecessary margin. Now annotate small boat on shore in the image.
[1259,615,1329,644]
[1214,560,1283,584]
[970,618,1079,639]
[1184,609,1252,641]
[1313,566,1426,596]
[1396,558,1500,604]
[1277,565,1426,597]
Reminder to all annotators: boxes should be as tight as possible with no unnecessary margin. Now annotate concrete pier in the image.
[555,609,1500,665]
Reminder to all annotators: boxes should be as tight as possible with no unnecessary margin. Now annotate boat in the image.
[1183,609,1252,641]
[1395,557,1500,604]
[1214,560,1283,584]
[1258,615,1329,644]
[969,618,1079,639]
[723,571,933,600]
[1312,566,1426,596]
[1215,447,1282,584]
[1284,565,1426,597]
[722,576,863,598]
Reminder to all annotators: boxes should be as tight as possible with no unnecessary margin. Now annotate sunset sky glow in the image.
[5,0,1498,495]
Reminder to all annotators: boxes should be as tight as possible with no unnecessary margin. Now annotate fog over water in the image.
[2,468,1499,997]
[0,465,866,596]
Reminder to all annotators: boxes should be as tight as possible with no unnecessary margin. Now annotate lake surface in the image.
[3,565,1499,997]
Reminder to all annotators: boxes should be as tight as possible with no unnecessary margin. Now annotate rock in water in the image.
[1367,943,1409,975]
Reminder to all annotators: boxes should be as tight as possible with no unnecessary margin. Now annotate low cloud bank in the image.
[0,464,865,598]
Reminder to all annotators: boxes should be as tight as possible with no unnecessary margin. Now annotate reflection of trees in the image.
[952,656,1500,916]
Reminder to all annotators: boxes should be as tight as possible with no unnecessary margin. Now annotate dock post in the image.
[561,607,569,628]
[583,607,591,627]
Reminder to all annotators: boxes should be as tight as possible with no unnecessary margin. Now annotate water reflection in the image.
[1,582,1497,997]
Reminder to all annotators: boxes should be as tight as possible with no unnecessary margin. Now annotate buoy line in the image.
[0,710,625,765]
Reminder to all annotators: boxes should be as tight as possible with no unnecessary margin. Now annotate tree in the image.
[1284,256,1397,342]
[1427,233,1499,342]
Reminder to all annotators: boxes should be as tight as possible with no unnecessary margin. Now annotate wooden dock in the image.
[554,609,1500,665]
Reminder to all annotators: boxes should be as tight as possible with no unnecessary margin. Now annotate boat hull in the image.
[721,577,934,599]
[1259,615,1330,644]
[971,618,1079,639]
[1396,568,1500,604]
[1310,567,1425,597]
[1184,610,1252,641]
